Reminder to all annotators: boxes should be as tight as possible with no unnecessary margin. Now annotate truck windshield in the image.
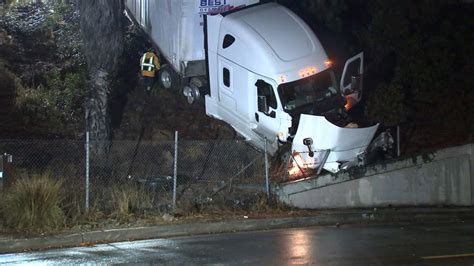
[278,69,339,111]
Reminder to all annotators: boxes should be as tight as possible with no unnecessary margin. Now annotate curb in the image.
[1,208,473,254]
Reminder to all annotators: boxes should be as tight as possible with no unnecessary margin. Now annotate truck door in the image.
[253,78,280,141]
[340,52,364,109]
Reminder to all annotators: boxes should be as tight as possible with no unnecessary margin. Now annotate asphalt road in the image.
[1,222,474,265]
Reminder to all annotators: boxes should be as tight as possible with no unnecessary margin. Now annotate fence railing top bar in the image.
[0,138,258,144]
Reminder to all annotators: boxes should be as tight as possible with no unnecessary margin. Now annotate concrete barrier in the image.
[276,143,474,209]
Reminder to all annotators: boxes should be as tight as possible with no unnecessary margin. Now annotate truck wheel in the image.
[158,64,177,90]
[182,77,207,104]
[183,83,200,104]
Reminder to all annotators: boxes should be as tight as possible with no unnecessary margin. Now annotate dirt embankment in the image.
[0,2,235,141]
[115,87,235,142]
[0,3,55,137]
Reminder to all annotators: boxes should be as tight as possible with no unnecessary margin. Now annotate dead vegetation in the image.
[0,172,64,232]
[0,164,318,237]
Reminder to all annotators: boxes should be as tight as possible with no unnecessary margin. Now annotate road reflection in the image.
[285,229,314,264]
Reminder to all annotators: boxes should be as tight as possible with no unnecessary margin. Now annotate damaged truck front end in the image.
[277,63,389,177]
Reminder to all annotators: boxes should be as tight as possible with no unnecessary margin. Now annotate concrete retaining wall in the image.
[276,143,474,209]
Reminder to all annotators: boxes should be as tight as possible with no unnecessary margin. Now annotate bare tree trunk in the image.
[85,69,110,154]
[79,0,123,155]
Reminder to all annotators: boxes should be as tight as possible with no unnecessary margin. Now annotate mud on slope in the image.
[114,87,237,142]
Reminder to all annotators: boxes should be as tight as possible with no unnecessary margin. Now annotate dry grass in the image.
[175,186,291,218]
[110,184,154,221]
[61,184,104,227]
[1,172,64,232]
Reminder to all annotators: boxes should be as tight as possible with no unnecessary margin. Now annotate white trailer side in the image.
[125,0,259,77]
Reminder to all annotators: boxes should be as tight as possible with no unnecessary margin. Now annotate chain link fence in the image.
[0,134,271,214]
[175,139,267,211]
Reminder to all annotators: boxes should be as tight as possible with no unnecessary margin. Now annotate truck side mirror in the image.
[303,138,313,146]
[258,95,269,114]
[303,138,314,157]
[340,52,363,101]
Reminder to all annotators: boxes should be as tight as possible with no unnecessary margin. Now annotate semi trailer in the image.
[125,0,389,175]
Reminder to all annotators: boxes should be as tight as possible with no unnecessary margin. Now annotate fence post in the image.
[0,154,3,188]
[172,131,178,210]
[397,125,401,157]
[1,153,13,188]
[85,131,90,211]
[264,138,270,199]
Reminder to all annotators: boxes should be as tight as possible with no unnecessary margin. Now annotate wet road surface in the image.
[1,222,474,265]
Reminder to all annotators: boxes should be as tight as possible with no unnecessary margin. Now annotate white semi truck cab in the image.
[205,3,378,173]
[126,1,385,174]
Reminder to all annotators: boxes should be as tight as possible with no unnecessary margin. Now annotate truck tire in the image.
[158,64,177,90]
[183,77,208,104]
[183,83,200,104]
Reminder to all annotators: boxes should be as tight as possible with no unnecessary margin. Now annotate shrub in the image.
[366,82,406,126]
[1,172,64,232]
[14,69,88,134]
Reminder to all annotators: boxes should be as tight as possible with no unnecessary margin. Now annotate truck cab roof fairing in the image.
[218,3,329,83]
